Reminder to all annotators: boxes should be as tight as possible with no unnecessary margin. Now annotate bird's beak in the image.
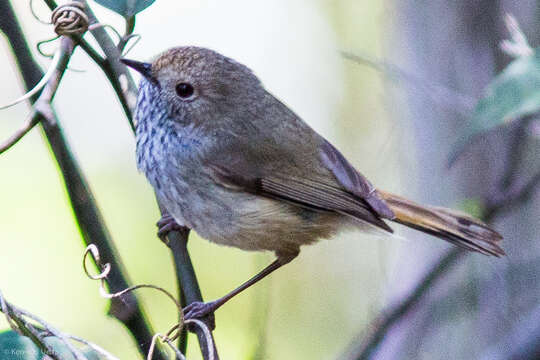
[120,58,154,81]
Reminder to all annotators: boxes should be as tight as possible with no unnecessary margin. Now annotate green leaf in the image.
[0,330,103,360]
[449,49,540,165]
[93,0,156,16]
[0,330,41,360]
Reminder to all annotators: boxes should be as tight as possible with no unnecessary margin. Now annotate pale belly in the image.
[154,172,345,256]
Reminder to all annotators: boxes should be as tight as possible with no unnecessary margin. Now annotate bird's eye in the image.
[175,83,194,98]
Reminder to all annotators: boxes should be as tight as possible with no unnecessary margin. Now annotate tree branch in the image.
[0,111,39,154]
[0,2,162,358]
[166,228,218,358]
[0,35,72,154]
[41,1,219,358]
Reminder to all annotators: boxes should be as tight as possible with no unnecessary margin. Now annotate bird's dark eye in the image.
[175,83,194,98]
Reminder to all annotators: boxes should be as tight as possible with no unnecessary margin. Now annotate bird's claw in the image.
[183,301,218,330]
[156,214,184,243]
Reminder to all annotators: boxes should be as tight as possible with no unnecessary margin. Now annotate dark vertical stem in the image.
[18,1,220,358]
[178,286,188,354]
[60,0,220,356]
[167,229,219,360]
[0,2,163,359]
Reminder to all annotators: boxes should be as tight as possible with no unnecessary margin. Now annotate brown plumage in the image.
[379,191,504,256]
[123,46,505,322]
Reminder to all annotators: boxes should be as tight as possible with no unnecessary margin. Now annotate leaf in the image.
[0,330,103,360]
[449,48,540,165]
[93,0,156,16]
[0,330,41,360]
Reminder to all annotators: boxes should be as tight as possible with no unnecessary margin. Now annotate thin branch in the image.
[0,1,162,358]
[77,36,106,65]
[0,47,61,110]
[84,243,198,359]
[39,0,218,358]
[17,306,90,360]
[0,111,39,154]
[117,15,136,53]
[166,228,218,359]
[1,35,73,154]
[43,0,136,130]
[76,0,138,131]
[61,1,220,357]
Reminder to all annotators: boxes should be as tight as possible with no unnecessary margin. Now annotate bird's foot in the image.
[183,300,219,330]
[156,214,184,243]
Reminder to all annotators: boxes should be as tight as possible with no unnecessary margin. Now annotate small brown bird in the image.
[121,46,504,322]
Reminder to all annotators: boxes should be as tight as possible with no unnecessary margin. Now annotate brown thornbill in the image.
[121,46,504,324]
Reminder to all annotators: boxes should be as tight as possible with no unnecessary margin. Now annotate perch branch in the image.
[0,1,162,358]
[43,0,219,357]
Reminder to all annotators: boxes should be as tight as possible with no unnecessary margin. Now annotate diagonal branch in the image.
[42,0,137,131]
[1,35,72,154]
[0,111,39,154]
[340,94,539,360]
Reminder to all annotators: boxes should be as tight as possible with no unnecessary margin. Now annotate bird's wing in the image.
[203,91,394,232]
[319,139,395,220]
[206,156,393,233]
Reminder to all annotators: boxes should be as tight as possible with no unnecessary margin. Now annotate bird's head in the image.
[122,46,263,126]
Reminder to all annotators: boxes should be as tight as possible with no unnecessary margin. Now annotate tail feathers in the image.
[378,191,505,257]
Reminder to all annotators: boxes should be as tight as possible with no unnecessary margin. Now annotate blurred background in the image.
[0,0,538,359]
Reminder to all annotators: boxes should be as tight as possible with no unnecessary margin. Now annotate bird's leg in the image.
[183,250,299,327]
[156,213,184,243]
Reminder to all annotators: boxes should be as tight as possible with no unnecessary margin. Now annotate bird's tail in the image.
[378,191,505,257]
